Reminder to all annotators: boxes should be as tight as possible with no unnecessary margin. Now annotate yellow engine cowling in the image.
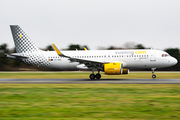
[104,63,129,75]
[104,63,122,75]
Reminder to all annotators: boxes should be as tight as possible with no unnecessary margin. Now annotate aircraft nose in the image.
[172,57,178,65]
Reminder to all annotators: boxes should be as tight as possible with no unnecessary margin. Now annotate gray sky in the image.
[0,0,180,50]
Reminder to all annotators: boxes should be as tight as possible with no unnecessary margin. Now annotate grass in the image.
[0,72,180,79]
[0,84,180,119]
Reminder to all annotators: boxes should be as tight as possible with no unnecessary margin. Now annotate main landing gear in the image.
[151,68,156,79]
[89,70,101,80]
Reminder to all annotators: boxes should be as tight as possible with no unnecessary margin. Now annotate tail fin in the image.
[10,25,40,53]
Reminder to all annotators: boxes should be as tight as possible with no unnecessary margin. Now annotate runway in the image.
[1,78,180,84]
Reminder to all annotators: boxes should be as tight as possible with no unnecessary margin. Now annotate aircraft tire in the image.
[95,73,101,79]
[90,74,96,80]
[152,74,156,79]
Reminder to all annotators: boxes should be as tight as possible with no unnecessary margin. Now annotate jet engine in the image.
[103,63,129,75]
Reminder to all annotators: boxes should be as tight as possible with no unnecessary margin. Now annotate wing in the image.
[52,44,108,69]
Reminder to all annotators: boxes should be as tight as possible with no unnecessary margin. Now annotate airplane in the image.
[7,25,178,79]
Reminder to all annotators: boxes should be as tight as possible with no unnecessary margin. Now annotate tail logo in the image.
[10,25,39,53]
[19,34,22,38]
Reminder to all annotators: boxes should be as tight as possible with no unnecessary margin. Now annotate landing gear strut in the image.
[151,68,156,79]
[89,70,101,80]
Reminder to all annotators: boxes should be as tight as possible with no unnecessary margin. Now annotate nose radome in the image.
[172,57,178,65]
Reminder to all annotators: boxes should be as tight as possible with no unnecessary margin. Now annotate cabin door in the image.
[150,50,156,61]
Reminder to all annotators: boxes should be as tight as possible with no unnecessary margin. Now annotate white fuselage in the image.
[19,49,177,70]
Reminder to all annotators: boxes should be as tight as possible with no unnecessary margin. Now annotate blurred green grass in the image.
[0,72,180,79]
[0,84,180,119]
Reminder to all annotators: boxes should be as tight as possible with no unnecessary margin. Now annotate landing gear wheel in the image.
[89,74,96,80]
[152,74,156,79]
[95,73,101,79]
[151,68,156,79]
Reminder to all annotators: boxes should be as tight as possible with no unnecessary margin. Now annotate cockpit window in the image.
[162,54,170,57]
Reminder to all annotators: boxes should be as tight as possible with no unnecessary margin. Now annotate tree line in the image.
[0,43,179,71]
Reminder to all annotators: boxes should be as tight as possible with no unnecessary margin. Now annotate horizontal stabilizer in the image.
[7,53,28,60]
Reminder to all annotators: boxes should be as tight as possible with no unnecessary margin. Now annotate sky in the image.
[0,0,180,50]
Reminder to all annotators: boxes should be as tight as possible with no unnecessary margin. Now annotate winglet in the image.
[52,44,62,55]
[84,47,87,51]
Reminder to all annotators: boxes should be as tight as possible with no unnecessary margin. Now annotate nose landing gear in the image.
[151,68,156,79]
[152,74,156,79]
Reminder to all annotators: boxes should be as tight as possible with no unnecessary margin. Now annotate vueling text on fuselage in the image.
[115,51,146,55]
